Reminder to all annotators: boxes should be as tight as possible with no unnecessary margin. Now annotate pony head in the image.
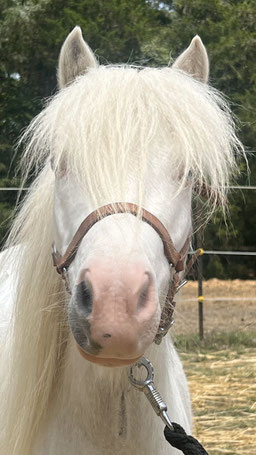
[42,27,238,366]
[52,28,204,366]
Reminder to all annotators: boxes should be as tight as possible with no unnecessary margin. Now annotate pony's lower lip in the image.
[77,344,142,367]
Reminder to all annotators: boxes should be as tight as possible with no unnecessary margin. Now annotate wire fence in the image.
[0,185,255,338]
[0,188,29,191]
[0,185,256,191]
[179,297,256,302]
[197,250,256,256]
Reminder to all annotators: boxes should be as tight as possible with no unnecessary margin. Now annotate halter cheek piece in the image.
[52,202,201,344]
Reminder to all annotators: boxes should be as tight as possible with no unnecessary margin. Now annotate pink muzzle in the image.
[75,261,159,363]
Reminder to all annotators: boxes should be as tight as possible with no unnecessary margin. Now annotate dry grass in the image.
[173,281,256,453]
[177,333,256,455]
[174,279,256,335]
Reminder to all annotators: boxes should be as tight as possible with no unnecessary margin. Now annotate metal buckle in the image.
[61,267,71,294]
[52,242,61,268]
[176,279,188,293]
[154,317,175,345]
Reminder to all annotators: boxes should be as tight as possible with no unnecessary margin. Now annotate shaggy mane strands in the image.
[20,66,243,208]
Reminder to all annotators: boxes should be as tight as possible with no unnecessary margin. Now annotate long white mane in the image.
[21,66,242,205]
[0,65,244,454]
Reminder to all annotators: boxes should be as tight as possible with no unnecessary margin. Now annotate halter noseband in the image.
[52,202,200,344]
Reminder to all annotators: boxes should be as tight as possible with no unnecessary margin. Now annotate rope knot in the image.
[164,423,209,455]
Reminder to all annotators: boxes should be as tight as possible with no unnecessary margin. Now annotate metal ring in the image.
[129,357,154,389]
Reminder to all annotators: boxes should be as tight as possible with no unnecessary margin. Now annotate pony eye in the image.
[50,156,67,178]
[50,156,55,170]
[187,170,193,180]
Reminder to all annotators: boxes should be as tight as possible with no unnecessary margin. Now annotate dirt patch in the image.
[173,279,256,335]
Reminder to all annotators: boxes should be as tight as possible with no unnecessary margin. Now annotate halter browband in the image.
[52,202,200,344]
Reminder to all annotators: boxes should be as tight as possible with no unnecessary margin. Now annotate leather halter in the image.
[52,202,200,344]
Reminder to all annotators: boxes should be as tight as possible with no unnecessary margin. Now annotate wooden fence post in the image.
[197,251,204,340]
[196,202,204,340]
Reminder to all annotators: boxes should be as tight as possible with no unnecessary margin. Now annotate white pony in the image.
[0,27,243,455]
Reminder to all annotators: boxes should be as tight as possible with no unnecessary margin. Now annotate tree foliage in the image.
[0,0,255,277]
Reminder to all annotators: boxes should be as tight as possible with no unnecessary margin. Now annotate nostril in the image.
[138,283,149,310]
[137,272,152,311]
[76,280,93,315]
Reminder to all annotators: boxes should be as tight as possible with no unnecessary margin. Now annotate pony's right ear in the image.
[58,26,98,89]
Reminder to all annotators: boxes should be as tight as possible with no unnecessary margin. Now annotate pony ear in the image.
[58,26,98,89]
[172,35,209,83]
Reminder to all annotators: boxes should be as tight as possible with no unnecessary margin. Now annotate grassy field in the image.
[175,331,256,455]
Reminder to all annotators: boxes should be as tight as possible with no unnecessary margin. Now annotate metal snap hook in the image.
[129,357,174,431]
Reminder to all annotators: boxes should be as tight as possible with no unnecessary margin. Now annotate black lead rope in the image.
[164,423,209,455]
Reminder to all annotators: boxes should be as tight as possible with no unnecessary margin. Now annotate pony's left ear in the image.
[172,35,209,83]
[58,26,98,89]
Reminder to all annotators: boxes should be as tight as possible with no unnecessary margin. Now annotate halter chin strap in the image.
[52,202,200,344]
